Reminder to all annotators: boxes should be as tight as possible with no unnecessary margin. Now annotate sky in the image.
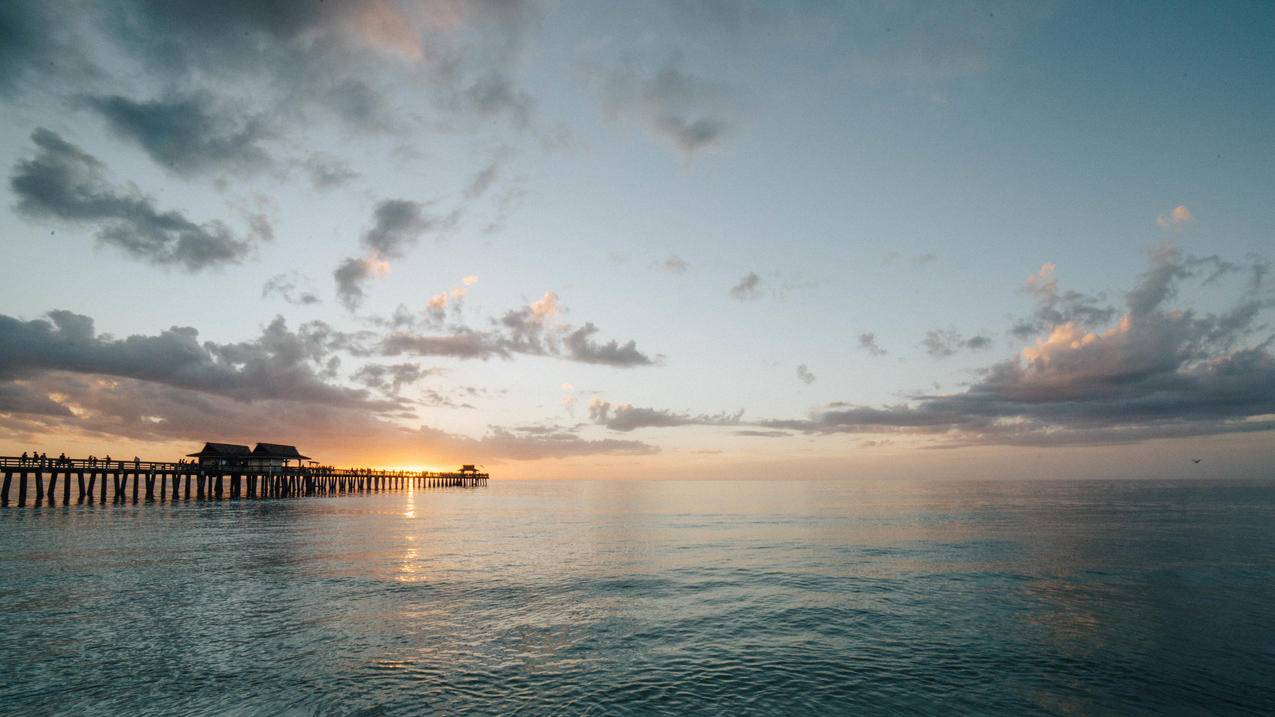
[1,0,1273,479]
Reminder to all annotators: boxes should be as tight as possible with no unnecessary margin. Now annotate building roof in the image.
[186,442,251,458]
[252,443,311,460]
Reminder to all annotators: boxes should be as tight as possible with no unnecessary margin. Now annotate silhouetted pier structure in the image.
[0,453,487,507]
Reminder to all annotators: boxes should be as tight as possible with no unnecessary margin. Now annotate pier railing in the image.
[0,455,487,507]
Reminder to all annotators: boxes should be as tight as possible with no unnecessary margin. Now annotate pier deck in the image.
[0,456,487,507]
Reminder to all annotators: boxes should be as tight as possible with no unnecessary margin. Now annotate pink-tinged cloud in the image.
[1156,205,1193,230]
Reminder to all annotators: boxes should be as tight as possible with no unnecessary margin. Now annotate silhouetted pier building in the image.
[186,442,311,469]
[1,442,487,507]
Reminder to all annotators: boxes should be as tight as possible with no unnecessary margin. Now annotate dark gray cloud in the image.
[922,328,992,358]
[858,333,887,356]
[0,2,94,97]
[381,328,513,361]
[589,398,741,432]
[262,272,320,306]
[796,364,816,384]
[333,257,380,312]
[564,323,655,367]
[10,129,266,270]
[86,92,273,176]
[0,382,73,417]
[729,272,763,300]
[335,199,456,311]
[361,199,436,259]
[0,309,394,410]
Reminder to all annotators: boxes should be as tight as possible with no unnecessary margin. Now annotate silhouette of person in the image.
[20,451,28,466]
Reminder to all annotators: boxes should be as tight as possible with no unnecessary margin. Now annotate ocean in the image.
[1,478,1273,715]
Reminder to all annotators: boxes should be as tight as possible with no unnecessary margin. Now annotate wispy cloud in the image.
[10,129,268,271]
[592,55,735,155]
[729,272,763,300]
[1157,204,1194,231]
[858,333,887,356]
[589,398,742,432]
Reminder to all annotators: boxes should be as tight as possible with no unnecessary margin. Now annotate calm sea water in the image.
[2,478,1274,715]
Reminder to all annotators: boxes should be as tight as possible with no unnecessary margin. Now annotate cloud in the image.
[424,276,479,325]
[452,72,535,127]
[379,291,656,368]
[922,328,993,358]
[589,398,742,432]
[0,382,73,417]
[0,310,392,409]
[334,256,390,312]
[652,255,690,273]
[564,323,655,367]
[560,383,578,414]
[85,92,273,177]
[381,328,513,360]
[361,199,436,259]
[762,247,1275,447]
[796,364,816,384]
[464,160,501,199]
[303,154,359,189]
[10,129,267,271]
[858,333,887,356]
[593,56,734,155]
[1157,204,1194,231]
[350,362,440,395]
[735,429,792,438]
[0,2,93,97]
[262,272,321,306]
[335,199,455,311]
[729,272,763,300]
[472,426,658,460]
[0,372,655,464]
[1012,263,1116,338]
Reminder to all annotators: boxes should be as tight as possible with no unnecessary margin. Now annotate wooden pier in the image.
[0,456,488,507]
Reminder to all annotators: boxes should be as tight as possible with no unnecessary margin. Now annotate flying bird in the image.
[1192,458,1202,464]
